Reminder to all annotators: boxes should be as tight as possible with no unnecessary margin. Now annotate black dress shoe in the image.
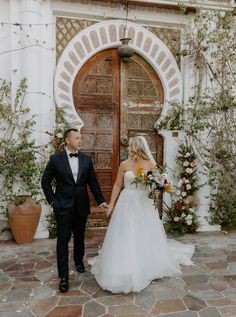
[76,262,85,273]
[59,277,69,293]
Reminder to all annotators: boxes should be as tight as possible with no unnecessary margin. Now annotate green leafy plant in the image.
[0,78,46,211]
[156,9,236,229]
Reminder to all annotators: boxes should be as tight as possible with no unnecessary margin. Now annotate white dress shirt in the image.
[65,148,106,208]
[66,148,79,182]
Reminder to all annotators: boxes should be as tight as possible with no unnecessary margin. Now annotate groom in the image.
[41,128,107,292]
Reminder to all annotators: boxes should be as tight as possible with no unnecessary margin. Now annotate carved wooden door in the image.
[73,49,164,225]
[120,53,164,165]
[73,49,119,225]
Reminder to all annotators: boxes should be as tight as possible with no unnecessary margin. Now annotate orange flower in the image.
[164,183,173,193]
[136,165,144,176]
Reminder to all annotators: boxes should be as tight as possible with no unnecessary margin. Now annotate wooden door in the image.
[73,49,164,225]
[120,53,164,165]
[73,49,120,225]
[120,53,164,216]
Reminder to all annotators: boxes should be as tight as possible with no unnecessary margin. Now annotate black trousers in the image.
[55,208,88,279]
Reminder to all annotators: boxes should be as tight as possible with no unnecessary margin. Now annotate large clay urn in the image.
[7,196,41,244]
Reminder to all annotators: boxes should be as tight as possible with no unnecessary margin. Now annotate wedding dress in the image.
[89,171,195,294]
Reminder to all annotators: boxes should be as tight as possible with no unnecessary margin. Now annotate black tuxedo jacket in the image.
[41,150,105,215]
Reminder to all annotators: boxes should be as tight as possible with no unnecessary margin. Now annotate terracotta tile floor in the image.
[1,228,236,317]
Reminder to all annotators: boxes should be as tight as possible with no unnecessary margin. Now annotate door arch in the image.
[73,49,164,224]
[54,19,183,131]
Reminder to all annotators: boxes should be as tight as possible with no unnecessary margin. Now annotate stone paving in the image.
[1,229,236,317]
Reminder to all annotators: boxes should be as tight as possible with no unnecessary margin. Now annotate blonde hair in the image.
[129,136,149,160]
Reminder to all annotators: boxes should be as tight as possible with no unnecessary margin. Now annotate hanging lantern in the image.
[118,1,134,62]
[117,37,134,62]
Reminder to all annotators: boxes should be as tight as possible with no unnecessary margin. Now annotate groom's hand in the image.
[99,202,109,212]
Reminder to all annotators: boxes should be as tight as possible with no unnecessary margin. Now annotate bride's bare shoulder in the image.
[143,159,154,170]
[119,159,131,171]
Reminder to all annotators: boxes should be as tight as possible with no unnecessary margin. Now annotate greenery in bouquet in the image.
[164,141,200,235]
[132,165,173,208]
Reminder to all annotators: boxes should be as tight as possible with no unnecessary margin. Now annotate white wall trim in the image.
[54,19,182,129]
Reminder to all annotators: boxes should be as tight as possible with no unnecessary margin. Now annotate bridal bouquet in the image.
[132,165,173,208]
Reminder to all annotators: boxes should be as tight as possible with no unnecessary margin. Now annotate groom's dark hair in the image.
[63,128,79,141]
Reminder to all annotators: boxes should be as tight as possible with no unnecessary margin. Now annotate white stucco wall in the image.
[0,0,227,239]
[0,0,11,80]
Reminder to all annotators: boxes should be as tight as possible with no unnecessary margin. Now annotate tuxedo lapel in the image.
[76,152,84,183]
[60,150,75,182]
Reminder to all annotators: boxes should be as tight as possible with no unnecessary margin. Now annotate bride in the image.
[89,136,195,294]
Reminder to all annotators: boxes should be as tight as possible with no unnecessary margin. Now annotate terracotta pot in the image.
[7,196,41,244]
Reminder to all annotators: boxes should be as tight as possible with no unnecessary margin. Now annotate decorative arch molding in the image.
[54,19,182,129]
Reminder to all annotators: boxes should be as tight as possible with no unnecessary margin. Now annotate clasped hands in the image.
[99,202,113,217]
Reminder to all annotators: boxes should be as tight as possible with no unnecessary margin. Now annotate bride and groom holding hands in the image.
[41,128,194,294]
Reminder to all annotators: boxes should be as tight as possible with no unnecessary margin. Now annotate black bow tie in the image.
[69,152,78,158]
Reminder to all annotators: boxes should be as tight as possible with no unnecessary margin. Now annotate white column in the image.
[195,133,220,232]
[159,130,220,231]
[159,130,182,208]
[19,0,49,239]
[36,0,56,239]
[180,20,220,232]
[196,175,221,232]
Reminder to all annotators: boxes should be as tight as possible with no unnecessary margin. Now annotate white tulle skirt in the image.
[89,188,195,294]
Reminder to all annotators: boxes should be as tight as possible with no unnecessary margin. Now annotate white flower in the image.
[211,202,216,208]
[184,152,191,158]
[189,208,195,212]
[186,168,193,174]
[182,206,186,210]
[185,179,189,183]
[186,219,192,225]
[174,216,180,222]
[150,183,156,190]
[154,176,161,183]
[186,184,192,190]
[183,160,189,167]
[186,214,193,220]
[176,190,181,196]
[177,180,182,187]
[181,213,186,218]
[56,132,63,138]
[181,191,187,197]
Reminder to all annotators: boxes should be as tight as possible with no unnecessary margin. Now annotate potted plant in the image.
[0,77,46,243]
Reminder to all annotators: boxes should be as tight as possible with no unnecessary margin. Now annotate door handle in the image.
[120,135,128,146]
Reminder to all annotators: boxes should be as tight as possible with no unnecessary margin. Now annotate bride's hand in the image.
[106,204,114,217]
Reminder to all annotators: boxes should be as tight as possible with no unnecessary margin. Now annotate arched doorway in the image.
[73,49,164,225]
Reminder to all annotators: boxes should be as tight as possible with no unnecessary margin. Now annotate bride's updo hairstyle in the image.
[129,136,149,160]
